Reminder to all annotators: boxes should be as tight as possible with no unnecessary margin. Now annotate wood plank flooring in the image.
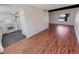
[4,24,79,54]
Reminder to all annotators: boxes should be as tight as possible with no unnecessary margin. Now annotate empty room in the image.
[0,4,79,54]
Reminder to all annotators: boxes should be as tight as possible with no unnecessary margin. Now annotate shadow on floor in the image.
[2,30,26,48]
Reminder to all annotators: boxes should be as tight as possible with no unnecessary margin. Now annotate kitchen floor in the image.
[2,30,26,48]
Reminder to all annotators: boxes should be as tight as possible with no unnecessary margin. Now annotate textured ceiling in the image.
[29,4,74,10]
[0,4,74,10]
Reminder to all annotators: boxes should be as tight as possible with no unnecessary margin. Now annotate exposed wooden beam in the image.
[48,4,79,12]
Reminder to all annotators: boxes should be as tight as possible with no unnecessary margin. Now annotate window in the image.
[58,13,70,22]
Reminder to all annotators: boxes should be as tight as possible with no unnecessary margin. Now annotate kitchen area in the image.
[0,11,25,53]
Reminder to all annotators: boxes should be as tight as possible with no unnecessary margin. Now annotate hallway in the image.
[4,24,79,54]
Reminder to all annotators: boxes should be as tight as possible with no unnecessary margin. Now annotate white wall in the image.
[74,8,79,43]
[22,6,49,38]
[49,8,76,25]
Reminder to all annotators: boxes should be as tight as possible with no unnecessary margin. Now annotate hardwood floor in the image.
[4,24,79,54]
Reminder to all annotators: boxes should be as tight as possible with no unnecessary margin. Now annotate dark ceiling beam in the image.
[48,4,79,12]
